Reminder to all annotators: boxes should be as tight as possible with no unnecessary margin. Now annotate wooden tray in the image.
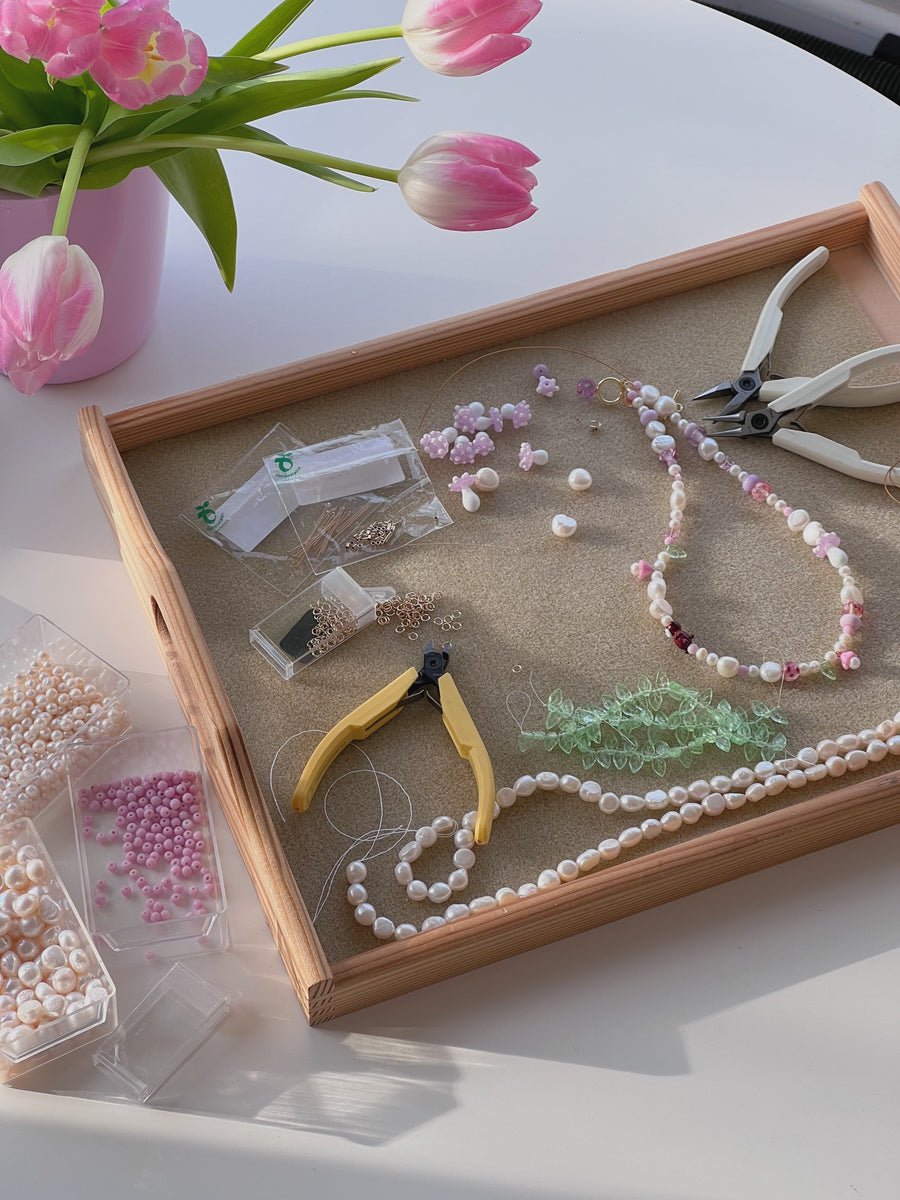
[80,182,900,1024]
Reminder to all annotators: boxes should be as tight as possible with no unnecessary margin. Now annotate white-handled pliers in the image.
[704,343,900,484]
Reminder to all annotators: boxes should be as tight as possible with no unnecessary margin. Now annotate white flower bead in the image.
[474,466,500,491]
[532,449,549,466]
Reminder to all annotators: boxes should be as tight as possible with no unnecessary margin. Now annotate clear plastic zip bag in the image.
[264,419,452,575]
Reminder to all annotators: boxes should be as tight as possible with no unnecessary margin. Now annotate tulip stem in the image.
[85,135,401,183]
[255,26,404,63]
[52,126,95,237]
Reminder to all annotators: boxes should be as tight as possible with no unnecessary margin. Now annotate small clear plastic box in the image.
[65,726,228,960]
[0,614,131,824]
[250,567,395,679]
[0,818,116,1083]
[93,962,231,1103]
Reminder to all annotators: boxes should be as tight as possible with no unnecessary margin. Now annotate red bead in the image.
[782,662,801,682]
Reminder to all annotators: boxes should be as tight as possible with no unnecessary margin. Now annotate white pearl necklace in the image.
[345,714,900,941]
[627,383,862,684]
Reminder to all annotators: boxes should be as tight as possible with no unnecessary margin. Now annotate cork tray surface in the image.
[118,238,900,968]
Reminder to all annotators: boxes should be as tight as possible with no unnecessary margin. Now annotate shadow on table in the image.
[329,824,900,1075]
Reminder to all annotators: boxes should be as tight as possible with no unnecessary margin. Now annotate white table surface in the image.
[2,1,900,1195]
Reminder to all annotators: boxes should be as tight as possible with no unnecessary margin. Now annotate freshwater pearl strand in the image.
[345,713,900,940]
[627,383,861,684]
[0,652,129,822]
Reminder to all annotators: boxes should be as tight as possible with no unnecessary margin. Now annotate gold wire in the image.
[884,458,900,505]
[416,345,631,434]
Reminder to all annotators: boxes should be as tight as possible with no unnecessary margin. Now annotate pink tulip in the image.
[91,0,208,110]
[0,236,103,396]
[401,0,541,76]
[0,0,102,79]
[398,131,538,231]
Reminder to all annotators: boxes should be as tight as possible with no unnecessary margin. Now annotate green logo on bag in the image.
[195,499,224,532]
[274,454,294,474]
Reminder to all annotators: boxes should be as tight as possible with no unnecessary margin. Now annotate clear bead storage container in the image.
[0,614,131,825]
[0,817,116,1083]
[65,726,228,961]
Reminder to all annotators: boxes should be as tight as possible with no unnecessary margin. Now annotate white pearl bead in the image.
[598,838,621,860]
[445,903,470,920]
[373,917,395,940]
[641,385,660,402]
[787,508,810,531]
[804,763,828,782]
[826,546,848,568]
[454,828,475,849]
[428,882,452,903]
[760,661,782,683]
[394,924,418,940]
[347,883,368,905]
[745,783,767,802]
[468,895,497,913]
[715,655,740,677]
[406,880,428,901]
[474,466,500,491]
[353,903,376,926]
[415,825,438,847]
[599,792,620,813]
[536,771,560,790]
[567,468,593,491]
[802,520,824,546]
[398,841,421,863]
[514,775,537,796]
[644,789,668,810]
[517,883,538,899]
[679,802,703,824]
[644,420,666,438]
[578,780,602,803]
[448,869,468,890]
[640,818,663,839]
[453,848,476,870]
[394,861,413,885]
[432,815,456,835]
[697,437,719,460]
[651,434,675,454]
[668,785,689,806]
[345,861,367,884]
[495,887,518,904]
[537,869,561,889]
[702,793,726,816]
[421,915,447,931]
[655,395,678,415]
[556,860,579,882]
[660,810,682,832]
[559,774,581,793]
[817,739,840,759]
[620,794,644,813]
[845,749,869,771]
[576,849,602,872]
[551,514,577,538]
[496,786,517,808]
[867,739,888,762]
[687,778,710,799]
[618,827,643,848]
[825,756,847,777]
[724,792,747,809]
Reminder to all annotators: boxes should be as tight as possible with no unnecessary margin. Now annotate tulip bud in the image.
[398,131,539,231]
[0,236,104,395]
[401,0,542,77]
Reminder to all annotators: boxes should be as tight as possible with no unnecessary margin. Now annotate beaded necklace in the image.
[343,715,900,941]
[625,381,861,685]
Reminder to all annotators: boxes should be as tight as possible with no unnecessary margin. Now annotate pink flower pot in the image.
[0,167,169,384]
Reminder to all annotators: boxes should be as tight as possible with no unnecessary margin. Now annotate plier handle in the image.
[292,642,496,844]
[692,245,830,412]
[706,343,900,484]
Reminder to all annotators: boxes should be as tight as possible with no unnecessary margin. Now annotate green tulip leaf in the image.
[0,158,61,196]
[227,0,319,57]
[79,147,186,189]
[0,125,82,165]
[151,148,237,291]
[0,53,85,128]
[165,60,402,136]
[220,125,376,189]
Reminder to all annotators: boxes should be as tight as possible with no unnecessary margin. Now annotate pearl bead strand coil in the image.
[626,383,861,684]
[345,713,900,941]
[0,623,130,824]
[0,820,114,1077]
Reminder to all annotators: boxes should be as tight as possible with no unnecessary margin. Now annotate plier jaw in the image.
[292,642,496,844]
[691,367,765,413]
[702,406,789,438]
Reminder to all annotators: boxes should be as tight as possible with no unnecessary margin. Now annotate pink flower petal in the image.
[402,0,541,76]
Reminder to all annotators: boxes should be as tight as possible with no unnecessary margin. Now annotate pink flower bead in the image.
[488,407,504,432]
[449,436,476,465]
[453,405,478,433]
[448,473,478,493]
[472,431,494,456]
[839,651,860,670]
[511,401,531,428]
[631,560,654,580]
[814,532,840,558]
[420,431,450,459]
[518,442,535,470]
[535,376,558,397]
[782,662,801,682]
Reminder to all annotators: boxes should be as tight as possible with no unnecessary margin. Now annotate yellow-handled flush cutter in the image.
[291,642,496,844]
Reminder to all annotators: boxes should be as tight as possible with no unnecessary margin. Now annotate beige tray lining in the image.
[123,250,900,963]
